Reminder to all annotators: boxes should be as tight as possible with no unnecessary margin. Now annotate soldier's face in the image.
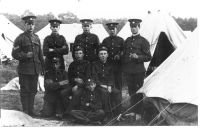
[108,28,117,36]
[75,50,84,60]
[99,50,108,62]
[130,25,139,34]
[50,26,60,34]
[25,22,35,32]
[82,25,91,33]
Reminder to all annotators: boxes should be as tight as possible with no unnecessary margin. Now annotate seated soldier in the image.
[41,57,70,119]
[63,45,91,115]
[91,45,122,123]
[70,79,105,125]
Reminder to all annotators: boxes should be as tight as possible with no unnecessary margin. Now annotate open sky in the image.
[0,0,198,19]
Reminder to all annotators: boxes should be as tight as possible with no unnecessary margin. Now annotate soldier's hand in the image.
[100,84,108,89]
[45,79,53,85]
[59,80,69,86]
[86,103,90,106]
[72,85,78,93]
[129,53,138,59]
[27,52,33,58]
[114,55,120,60]
[74,78,84,84]
[49,48,54,52]
[108,86,112,93]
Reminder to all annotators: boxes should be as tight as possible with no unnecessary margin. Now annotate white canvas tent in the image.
[1,76,45,92]
[37,23,108,47]
[90,24,109,42]
[183,30,192,37]
[0,36,13,59]
[36,23,82,45]
[0,15,23,42]
[137,27,199,125]
[0,15,23,59]
[118,11,187,74]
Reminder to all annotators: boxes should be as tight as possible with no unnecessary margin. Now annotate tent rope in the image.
[147,104,171,126]
[148,97,198,126]
[105,94,146,126]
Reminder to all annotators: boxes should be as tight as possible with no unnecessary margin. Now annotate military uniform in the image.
[42,69,70,117]
[92,46,122,117]
[122,19,152,115]
[70,86,104,124]
[43,19,69,71]
[102,22,124,91]
[64,48,91,113]
[12,15,44,116]
[72,19,100,62]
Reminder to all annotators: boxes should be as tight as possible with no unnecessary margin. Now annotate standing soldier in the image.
[72,19,100,63]
[12,15,44,116]
[122,19,152,120]
[43,19,69,71]
[102,22,124,93]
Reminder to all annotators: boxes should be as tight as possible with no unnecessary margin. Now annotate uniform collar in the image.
[99,60,108,65]
[75,59,85,63]
[110,35,117,39]
[51,33,59,37]
[131,34,140,39]
[25,31,34,36]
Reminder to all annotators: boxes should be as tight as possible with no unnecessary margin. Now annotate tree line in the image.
[1,10,197,33]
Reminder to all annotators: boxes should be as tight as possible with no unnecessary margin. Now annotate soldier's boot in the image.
[20,93,29,114]
[28,94,36,117]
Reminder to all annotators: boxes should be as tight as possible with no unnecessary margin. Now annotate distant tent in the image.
[118,11,187,75]
[0,15,23,42]
[137,27,199,125]
[36,23,82,46]
[183,30,192,37]
[1,76,45,92]
[0,35,13,59]
[90,24,109,42]
[36,23,108,49]
[0,15,23,59]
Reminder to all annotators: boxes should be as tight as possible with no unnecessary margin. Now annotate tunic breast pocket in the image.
[55,40,64,48]
[21,43,32,53]
[33,41,40,53]
[132,44,142,54]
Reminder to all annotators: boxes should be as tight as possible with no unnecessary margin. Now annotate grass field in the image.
[0,53,146,126]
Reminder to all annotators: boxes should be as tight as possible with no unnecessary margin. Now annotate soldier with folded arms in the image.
[43,18,69,71]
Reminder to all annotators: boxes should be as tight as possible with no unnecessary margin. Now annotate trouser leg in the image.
[60,86,72,110]
[20,93,29,114]
[42,99,55,117]
[70,110,90,123]
[27,75,38,116]
[87,109,105,121]
[19,74,38,115]
[125,73,145,114]
[114,69,122,91]
[98,87,111,114]
[56,96,65,115]
[111,88,122,115]
[65,87,83,113]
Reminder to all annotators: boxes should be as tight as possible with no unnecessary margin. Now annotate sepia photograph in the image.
[0,0,198,126]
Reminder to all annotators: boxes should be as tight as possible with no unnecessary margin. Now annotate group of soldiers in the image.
[12,14,152,125]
